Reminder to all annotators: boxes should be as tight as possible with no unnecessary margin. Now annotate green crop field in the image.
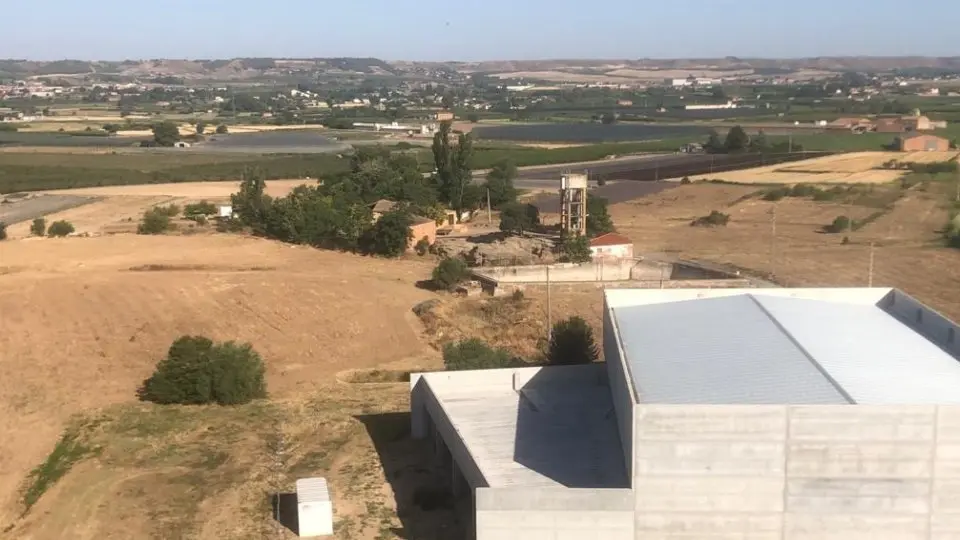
[0,152,350,193]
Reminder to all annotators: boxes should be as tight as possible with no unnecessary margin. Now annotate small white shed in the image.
[218,205,233,218]
[296,477,333,537]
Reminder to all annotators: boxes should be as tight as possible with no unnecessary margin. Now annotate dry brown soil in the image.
[0,234,436,534]
[610,182,960,320]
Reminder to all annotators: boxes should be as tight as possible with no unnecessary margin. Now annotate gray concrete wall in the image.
[476,487,635,540]
[604,294,636,482]
[473,261,661,284]
[409,376,489,489]
[631,404,960,540]
[880,289,960,357]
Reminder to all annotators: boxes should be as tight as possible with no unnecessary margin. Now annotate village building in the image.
[589,232,635,261]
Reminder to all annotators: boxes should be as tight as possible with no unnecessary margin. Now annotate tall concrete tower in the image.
[559,172,588,236]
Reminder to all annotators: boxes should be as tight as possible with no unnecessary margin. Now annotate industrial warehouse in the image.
[410,287,960,540]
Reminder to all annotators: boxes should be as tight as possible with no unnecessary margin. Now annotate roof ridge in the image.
[746,294,856,404]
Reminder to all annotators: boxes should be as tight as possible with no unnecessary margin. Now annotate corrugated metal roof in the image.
[754,295,960,404]
[615,295,849,405]
[613,292,960,405]
[296,478,330,503]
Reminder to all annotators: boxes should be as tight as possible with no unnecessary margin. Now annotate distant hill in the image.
[3,56,960,83]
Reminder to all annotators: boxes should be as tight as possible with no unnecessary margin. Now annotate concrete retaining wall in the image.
[474,261,661,284]
[604,294,637,482]
[476,487,635,540]
[631,404,960,540]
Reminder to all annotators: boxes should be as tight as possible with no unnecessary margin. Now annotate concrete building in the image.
[898,133,951,152]
[409,216,437,250]
[589,232,634,261]
[411,287,960,539]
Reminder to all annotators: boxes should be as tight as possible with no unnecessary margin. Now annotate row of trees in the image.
[704,126,801,154]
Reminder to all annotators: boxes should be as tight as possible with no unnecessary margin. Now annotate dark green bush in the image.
[139,335,267,405]
[825,215,852,233]
[691,210,730,227]
[0,221,6,240]
[47,220,75,237]
[30,217,46,237]
[762,187,788,201]
[414,236,431,256]
[184,200,217,216]
[443,339,517,371]
[138,208,173,235]
[432,257,470,289]
[547,316,599,366]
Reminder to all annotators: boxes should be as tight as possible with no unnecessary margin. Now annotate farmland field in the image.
[0,180,314,237]
[609,181,960,321]
[473,123,711,143]
[0,151,349,193]
[685,151,960,184]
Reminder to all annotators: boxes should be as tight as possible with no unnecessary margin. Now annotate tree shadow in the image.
[270,492,299,535]
[357,412,469,540]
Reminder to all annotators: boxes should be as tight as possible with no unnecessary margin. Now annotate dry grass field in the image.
[0,235,444,537]
[610,181,960,320]
[5,162,960,537]
[3,180,312,238]
[686,151,960,184]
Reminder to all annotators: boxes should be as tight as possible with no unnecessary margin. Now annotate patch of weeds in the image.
[21,424,100,514]
[195,449,230,470]
[691,210,730,227]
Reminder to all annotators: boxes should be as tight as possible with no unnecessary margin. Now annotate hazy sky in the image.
[4,0,959,61]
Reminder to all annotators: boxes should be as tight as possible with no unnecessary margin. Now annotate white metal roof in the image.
[295,477,330,503]
[608,289,960,405]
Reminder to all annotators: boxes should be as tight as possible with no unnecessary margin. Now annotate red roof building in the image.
[588,233,634,260]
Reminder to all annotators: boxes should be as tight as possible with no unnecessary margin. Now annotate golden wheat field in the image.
[686,151,960,184]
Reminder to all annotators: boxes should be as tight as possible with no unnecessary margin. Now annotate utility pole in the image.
[770,204,778,279]
[955,163,960,202]
[545,269,554,340]
[868,242,876,287]
[486,187,492,224]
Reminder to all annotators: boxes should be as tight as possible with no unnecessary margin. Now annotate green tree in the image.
[751,130,769,152]
[484,159,518,208]
[216,124,229,134]
[466,113,479,123]
[102,123,120,134]
[195,121,207,134]
[724,125,750,153]
[138,208,173,234]
[47,220,75,237]
[231,169,271,234]
[0,222,6,241]
[431,121,475,212]
[139,335,267,406]
[561,235,592,263]
[361,210,412,257]
[548,316,599,366]
[152,121,181,147]
[443,339,517,371]
[499,202,539,236]
[30,217,46,237]
[432,257,471,289]
[586,197,615,237]
[600,113,617,125]
[704,129,724,153]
